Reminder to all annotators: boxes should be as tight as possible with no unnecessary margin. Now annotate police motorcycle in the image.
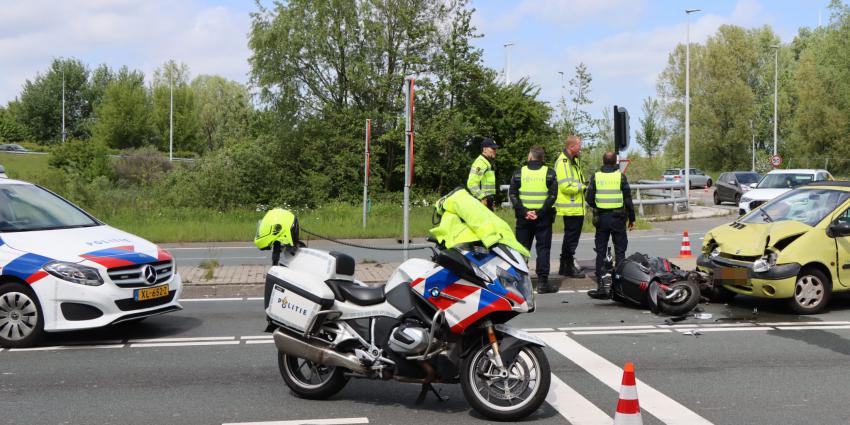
[598,246,701,316]
[254,191,550,421]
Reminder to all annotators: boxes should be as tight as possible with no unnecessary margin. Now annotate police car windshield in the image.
[0,184,99,232]
[740,189,850,227]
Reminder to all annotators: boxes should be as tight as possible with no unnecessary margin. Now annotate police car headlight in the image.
[44,261,104,286]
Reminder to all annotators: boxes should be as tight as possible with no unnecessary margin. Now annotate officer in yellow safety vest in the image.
[508,147,558,293]
[585,151,636,299]
[467,138,498,210]
[554,135,588,278]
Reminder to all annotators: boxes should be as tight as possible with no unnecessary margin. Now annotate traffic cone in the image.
[678,230,692,259]
[704,183,709,193]
[614,362,642,425]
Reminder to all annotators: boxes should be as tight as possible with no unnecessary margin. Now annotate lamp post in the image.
[770,44,780,157]
[558,70,564,139]
[169,67,174,162]
[61,63,66,143]
[503,43,514,84]
[750,119,755,171]
[684,8,700,202]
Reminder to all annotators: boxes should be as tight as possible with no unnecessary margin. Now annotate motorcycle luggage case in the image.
[265,265,335,333]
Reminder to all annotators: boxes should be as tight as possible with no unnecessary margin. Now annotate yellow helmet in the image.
[254,208,299,250]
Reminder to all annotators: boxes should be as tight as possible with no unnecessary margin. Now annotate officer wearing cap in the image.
[467,138,498,210]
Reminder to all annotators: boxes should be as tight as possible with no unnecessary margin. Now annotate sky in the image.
[0,0,834,139]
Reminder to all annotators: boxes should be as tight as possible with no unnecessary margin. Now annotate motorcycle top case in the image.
[264,265,335,333]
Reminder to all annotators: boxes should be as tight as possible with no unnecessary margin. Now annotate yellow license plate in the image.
[135,285,170,301]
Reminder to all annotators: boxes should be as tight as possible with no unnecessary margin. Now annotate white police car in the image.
[0,178,182,348]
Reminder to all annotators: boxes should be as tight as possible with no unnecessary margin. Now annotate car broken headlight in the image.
[752,252,777,273]
[44,261,104,286]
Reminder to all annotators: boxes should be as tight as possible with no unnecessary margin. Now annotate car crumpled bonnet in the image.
[706,220,812,257]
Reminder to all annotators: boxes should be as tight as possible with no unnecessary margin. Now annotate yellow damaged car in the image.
[698,181,850,314]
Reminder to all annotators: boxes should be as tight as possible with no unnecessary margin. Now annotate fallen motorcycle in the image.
[597,247,701,316]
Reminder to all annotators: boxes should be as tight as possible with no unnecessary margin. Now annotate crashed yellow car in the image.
[698,181,850,314]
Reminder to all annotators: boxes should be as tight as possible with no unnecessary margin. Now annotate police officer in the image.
[509,147,558,293]
[585,151,635,299]
[467,138,498,210]
[554,135,588,278]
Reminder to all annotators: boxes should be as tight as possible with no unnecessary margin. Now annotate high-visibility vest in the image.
[467,155,496,199]
[554,152,585,216]
[594,170,624,209]
[519,166,548,209]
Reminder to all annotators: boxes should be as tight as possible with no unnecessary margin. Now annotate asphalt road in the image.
[6,291,850,424]
[165,216,734,267]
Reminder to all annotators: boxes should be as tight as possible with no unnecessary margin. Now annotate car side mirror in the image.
[749,183,757,188]
[728,180,736,185]
[827,221,850,238]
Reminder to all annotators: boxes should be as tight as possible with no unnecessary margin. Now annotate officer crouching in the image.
[585,152,635,299]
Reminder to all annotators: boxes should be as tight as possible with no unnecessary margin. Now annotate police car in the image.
[0,178,183,348]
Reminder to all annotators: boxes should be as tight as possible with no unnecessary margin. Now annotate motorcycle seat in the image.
[325,279,386,306]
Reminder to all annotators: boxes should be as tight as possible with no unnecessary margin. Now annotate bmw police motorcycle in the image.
[254,191,550,421]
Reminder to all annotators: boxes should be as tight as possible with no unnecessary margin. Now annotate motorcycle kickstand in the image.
[415,383,449,404]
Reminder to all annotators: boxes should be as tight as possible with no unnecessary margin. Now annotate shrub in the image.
[111,145,172,186]
[48,139,112,182]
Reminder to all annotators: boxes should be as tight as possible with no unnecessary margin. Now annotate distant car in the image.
[0,165,5,178]
[662,168,712,188]
[738,169,833,215]
[0,144,29,153]
[714,171,760,205]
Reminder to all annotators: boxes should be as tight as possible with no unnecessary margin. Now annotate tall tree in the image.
[635,97,665,158]
[16,58,90,142]
[191,75,252,151]
[92,67,151,149]
[557,63,596,142]
[150,60,200,154]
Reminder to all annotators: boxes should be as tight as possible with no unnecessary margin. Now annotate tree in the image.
[16,58,90,142]
[0,102,29,142]
[557,63,596,142]
[150,60,200,154]
[191,75,252,151]
[92,67,152,149]
[635,97,665,158]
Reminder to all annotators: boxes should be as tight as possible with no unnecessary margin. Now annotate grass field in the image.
[0,152,50,182]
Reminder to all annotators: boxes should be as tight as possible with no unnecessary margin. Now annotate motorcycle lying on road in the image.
[597,247,701,316]
[262,241,550,421]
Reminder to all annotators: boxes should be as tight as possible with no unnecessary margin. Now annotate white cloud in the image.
[0,0,252,104]
[489,0,645,32]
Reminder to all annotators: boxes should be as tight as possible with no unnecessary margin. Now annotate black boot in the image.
[587,277,611,300]
[563,263,586,279]
[537,275,558,294]
[558,259,567,276]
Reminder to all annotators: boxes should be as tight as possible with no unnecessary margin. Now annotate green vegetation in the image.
[0,152,50,181]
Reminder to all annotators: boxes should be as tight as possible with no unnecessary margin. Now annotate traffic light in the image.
[614,105,629,152]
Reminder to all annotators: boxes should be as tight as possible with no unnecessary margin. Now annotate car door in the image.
[717,173,729,201]
[832,205,850,287]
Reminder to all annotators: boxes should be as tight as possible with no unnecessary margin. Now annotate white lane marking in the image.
[240,335,273,340]
[178,256,268,260]
[522,327,556,332]
[181,298,245,302]
[776,325,850,331]
[131,341,241,348]
[676,327,769,333]
[8,344,125,352]
[558,290,576,293]
[546,373,612,424]
[223,418,369,425]
[759,321,850,326]
[246,297,264,301]
[540,332,714,425]
[168,247,257,251]
[245,340,275,345]
[128,336,235,343]
[558,325,657,331]
[572,329,673,336]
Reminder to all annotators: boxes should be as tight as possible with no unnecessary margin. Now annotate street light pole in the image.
[169,69,174,162]
[685,8,700,203]
[504,43,514,84]
[558,70,564,140]
[771,45,780,157]
[750,119,755,171]
[61,64,66,143]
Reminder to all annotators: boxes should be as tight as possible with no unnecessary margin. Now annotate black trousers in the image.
[516,217,553,277]
[560,216,584,264]
[594,212,628,280]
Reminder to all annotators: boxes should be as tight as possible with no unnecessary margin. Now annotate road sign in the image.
[771,154,782,168]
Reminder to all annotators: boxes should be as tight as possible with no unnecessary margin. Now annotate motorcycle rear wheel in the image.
[461,343,550,421]
[278,352,349,399]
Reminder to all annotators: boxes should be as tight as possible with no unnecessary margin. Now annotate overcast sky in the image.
[0,0,832,128]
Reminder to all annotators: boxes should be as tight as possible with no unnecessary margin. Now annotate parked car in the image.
[0,165,5,178]
[699,181,850,314]
[738,169,833,215]
[0,178,183,348]
[0,144,29,153]
[662,168,712,189]
[714,171,760,205]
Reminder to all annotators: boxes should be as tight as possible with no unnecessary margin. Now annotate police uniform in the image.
[508,160,557,292]
[467,139,498,210]
[554,150,587,277]
[585,163,636,298]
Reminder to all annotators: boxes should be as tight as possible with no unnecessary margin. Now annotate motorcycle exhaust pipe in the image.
[273,328,367,375]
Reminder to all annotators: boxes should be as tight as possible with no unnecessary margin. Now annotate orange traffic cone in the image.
[704,183,709,193]
[678,230,693,259]
[614,362,642,425]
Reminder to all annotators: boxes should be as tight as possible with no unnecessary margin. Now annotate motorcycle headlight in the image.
[497,268,533,305]
[752,252,777,273]
[44,261,104,286]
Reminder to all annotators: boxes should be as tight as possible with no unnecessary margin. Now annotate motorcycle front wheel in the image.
[278,352,349,399]
[460,342,550,421]
[654,280,700,316]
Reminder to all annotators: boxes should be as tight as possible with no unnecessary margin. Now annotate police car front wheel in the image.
[0,282,45,348]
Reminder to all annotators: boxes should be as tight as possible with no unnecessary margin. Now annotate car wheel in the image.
[706,179,712,188]
[713,191,721,205]
[734,193,741,205]
[788,268,831,315]
[0,282,45,348]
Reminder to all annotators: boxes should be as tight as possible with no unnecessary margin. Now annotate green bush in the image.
[111,145,172,186]
[48,139,112,182]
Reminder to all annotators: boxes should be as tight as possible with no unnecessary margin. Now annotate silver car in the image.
[662,168,713,189]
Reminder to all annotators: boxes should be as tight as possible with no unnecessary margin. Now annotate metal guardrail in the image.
[0,150,196,162]
[499,181,688,215]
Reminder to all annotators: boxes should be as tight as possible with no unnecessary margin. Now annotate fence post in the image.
[636,187,644,216]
